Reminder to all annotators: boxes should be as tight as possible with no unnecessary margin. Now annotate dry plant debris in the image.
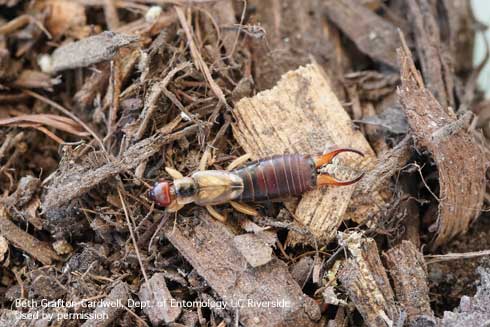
[323,0,400,68]
[164,211,321,327]
[337,232,399,327]
[398,40,486,248]
[383,240,434,324]
[0,1,490,326]
[138,272,181,325]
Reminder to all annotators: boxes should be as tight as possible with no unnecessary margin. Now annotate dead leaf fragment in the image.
[43,0,86,39]
[0,113,90,142]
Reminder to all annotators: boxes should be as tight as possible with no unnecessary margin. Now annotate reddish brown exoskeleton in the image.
[148,148,364,221]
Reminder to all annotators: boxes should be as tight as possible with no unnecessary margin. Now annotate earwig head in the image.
[148,180,175,207]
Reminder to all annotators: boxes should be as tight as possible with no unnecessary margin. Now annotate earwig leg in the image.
[165,167,184,179]
[167,200,184,212]
[229,201,259,216]
[227,154,251,171]
[199,149,211,171]
[317,172,365,187]
[206,205,227,222]
[313,148,364,168]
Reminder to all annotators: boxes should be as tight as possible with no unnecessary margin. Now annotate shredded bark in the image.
[1,1,489,326]
[397,40,486,247]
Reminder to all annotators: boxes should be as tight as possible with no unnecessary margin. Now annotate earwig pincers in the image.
[148,148,365,221]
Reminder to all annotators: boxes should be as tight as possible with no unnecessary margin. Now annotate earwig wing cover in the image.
[192,171,244,206]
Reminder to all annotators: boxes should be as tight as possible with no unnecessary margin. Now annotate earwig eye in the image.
[147,189,156,201]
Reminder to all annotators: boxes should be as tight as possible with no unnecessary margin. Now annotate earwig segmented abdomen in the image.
[232,154,317,202]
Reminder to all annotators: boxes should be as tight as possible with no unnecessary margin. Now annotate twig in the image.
[104,0,120,29]
[0,206,61,265]
[398,29,424,89]
[175,6,230,109]
[425,249,490,264]
[0,15,31,35]
[117,187,150,288]
[23,90,108,155]
[135,61,192,141]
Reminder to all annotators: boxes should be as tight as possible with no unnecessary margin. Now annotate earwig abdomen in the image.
[232,154,317,202]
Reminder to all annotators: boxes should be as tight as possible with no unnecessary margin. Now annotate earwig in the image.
[148,148,364,221]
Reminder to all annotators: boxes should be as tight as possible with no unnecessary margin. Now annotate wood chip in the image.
[0,206,60,265]
[50,31,139,73]
[397,42,486,247]
[323,0,400,68]
[383,241,434,323]
[81,282,129,327]
[250,0,345,92]
[406,0,454,109]
[138,273,181,325]
[164,210,321,327]
[337,232,399,327]
[233,62,377,244]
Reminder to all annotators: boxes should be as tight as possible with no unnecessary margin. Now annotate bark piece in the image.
[290,256,314,287]
[12,70,53,89]
[0,207,60,265]
[233,233,273,268]
[1,175,40,208]
[337,233,399,327]
[249,0,347,92]
[323,0,400,68]
[138,273,181,325]
[439,0,475,75]
[441,266,490,327]
[397,44,486,247]
[354,136,411,197]
[81,282,129,327]
[233,63,377,243]
[50,31,138,73]
[164,211,321,327]
[0,310,24,327]
[383,241,434,323]
[406,0,454,109]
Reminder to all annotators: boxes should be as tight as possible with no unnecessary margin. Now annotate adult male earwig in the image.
[148,148,365,222]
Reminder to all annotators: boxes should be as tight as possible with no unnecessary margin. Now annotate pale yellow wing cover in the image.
[191,171,243,205]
